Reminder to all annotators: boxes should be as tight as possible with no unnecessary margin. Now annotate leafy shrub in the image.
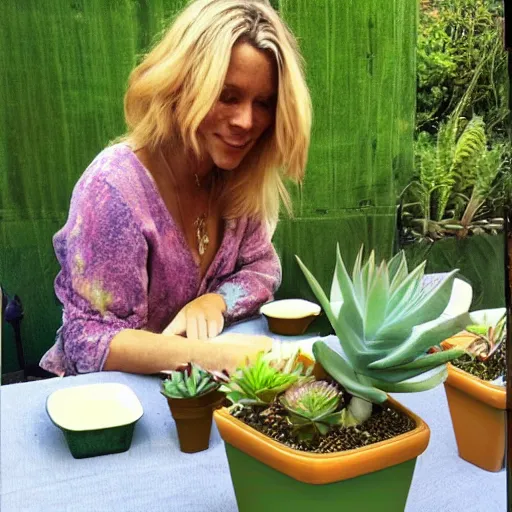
[417,0,508,142]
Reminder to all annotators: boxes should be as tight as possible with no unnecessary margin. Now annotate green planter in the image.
[60,423,138,459]
[214,396,429,512]
[224,444,416,512]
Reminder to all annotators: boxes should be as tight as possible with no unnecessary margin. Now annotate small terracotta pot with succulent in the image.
[214,245,471,512]
[161,363,227,453]
[440,308,506,472]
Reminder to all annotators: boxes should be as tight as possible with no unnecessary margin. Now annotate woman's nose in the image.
[230,103,253,131]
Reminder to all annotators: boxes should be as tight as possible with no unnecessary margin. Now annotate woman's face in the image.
[198,42,278,171]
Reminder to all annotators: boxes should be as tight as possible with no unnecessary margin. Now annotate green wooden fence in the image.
[1,0,417,373]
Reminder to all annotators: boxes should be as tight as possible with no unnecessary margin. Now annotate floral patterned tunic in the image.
[39,144,281,376]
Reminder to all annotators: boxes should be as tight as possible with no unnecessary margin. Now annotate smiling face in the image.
[197,42,278,171]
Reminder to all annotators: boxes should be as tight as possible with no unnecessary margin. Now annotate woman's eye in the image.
[219,94,238,104]
[256,100,271,109]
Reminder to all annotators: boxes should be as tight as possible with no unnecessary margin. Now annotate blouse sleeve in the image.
[44,175,149,375]
[211,218,281,323]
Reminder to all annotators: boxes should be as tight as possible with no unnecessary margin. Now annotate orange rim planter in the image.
[442,362,506,472]
[214,397,430,512]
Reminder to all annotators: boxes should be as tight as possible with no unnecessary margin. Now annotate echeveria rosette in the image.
[222,351,314,407]
[161,362,227,399]
[280,381,344,442]
[296,245,471,425]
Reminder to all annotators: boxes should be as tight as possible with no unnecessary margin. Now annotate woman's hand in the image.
[206,333,274,374]
[162,293,227,340]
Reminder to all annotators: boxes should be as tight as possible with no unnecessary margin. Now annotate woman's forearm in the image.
[103,329,196,374]
[103,328,273,375]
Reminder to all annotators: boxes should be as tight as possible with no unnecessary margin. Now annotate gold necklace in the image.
[160,149,212,257]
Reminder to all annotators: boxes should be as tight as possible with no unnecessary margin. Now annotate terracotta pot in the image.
[264,314,319,335]
[214,396,430,511]
[260,299,321,335]
[443,363,505,472]
[164,389,225,453]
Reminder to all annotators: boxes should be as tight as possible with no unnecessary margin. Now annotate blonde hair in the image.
[123,0,312,227]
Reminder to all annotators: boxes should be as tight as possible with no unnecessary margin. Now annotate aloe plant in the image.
[280,381,343,442]
[296,245,471,426]
[221,351,314,407]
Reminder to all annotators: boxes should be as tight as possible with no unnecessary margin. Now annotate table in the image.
[1,317,506,512]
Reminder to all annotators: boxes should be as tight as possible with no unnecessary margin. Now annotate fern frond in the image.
[460,144,506,228]
[436,117,458,174]
[473,145,506,200]
[451,116,486,190]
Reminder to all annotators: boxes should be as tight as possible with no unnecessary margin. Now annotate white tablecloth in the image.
[0,317,506,511]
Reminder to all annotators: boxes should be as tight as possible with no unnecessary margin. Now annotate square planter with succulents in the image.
[439,308,506,472]
[214,246,472,512]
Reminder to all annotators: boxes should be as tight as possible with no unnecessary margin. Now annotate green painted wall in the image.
[1,0,417,373]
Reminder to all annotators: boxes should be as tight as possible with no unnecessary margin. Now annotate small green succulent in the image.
[222,351,314,407]
[161,363,226,399]
[280,381,343,442]
[296,245,471,426]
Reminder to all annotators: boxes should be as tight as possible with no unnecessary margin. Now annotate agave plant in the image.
[296,245,471,426]
[280,381,343,442]
[221,351,314,407]
[161,363,227,399]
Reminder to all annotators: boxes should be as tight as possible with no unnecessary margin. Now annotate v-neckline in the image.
[124,144,231,288]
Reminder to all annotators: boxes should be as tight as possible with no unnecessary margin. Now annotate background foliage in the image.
[416,0,508,142]
[400,0,510,311]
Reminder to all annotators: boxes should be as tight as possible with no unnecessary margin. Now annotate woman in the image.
[39,0,311,377]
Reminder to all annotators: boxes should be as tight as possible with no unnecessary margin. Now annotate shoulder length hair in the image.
[123,0,312,229]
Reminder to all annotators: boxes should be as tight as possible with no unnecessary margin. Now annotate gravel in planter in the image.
[451,341,506,382]
[231,394,415,454]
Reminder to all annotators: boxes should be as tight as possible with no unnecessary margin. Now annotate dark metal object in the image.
[505,0,511,52]
[505,3,512,509]
[506,208,512,512]
[4,294,27,380]
[1,290,54,383]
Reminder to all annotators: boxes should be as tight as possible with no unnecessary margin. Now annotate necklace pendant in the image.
[198,233,209,256]
[195,214,209,256]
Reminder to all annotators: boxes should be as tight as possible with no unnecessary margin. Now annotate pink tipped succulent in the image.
[280,381,344,442]
[281,381,340,419]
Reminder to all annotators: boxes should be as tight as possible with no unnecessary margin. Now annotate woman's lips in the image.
[217,135,251,150]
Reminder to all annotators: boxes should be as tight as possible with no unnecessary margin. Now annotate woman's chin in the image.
[213,156,244,171]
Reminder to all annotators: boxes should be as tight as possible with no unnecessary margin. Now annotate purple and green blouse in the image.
[39,143,281,376]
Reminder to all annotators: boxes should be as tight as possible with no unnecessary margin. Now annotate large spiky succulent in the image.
[280,381,343,442]
[221,351,314,407]
[161,363,227,399]
[296,245,470,426]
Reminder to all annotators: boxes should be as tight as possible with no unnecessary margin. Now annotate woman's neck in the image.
[160,143,214,191]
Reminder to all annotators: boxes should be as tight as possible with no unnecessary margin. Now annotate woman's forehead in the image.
[222,43,278,96]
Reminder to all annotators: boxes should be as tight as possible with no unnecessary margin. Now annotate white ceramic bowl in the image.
[46,383,143,458]
[260,299,321,335]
